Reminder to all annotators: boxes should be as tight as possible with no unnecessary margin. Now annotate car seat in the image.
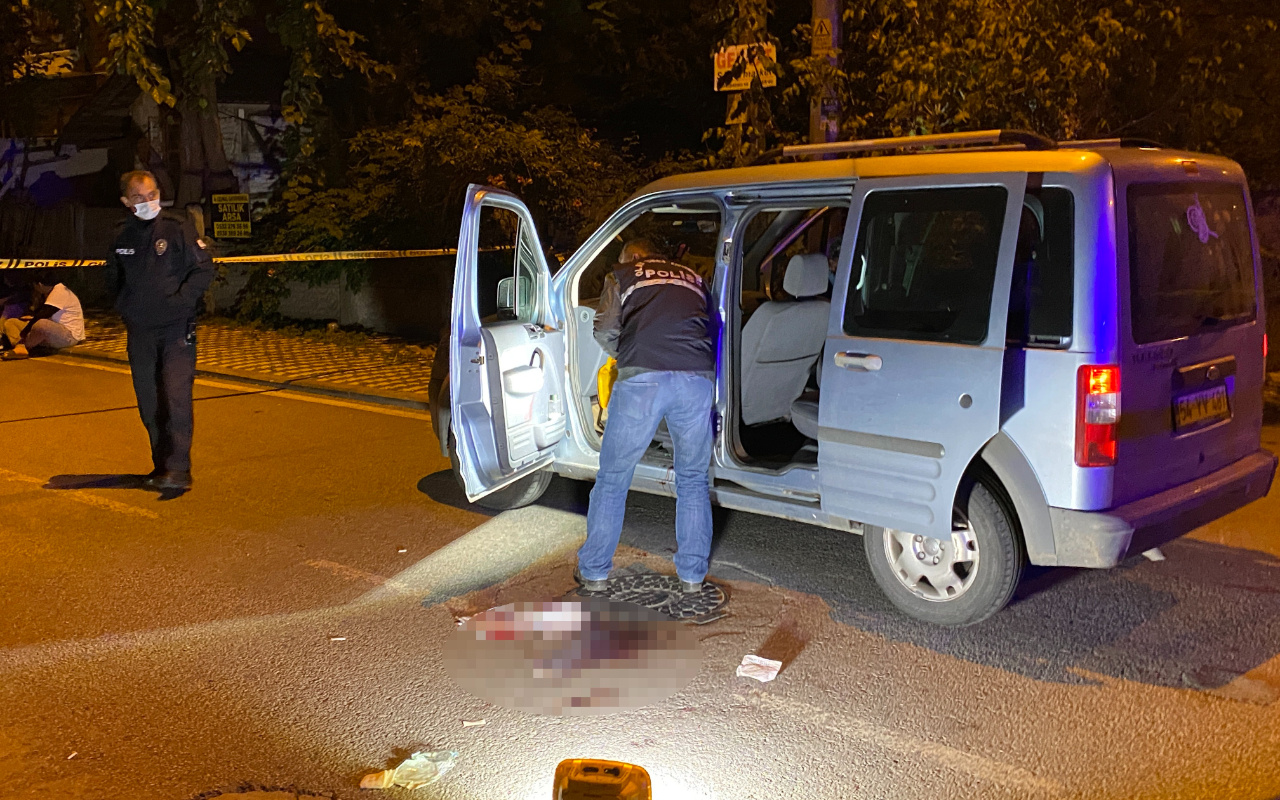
[739,253,830,426]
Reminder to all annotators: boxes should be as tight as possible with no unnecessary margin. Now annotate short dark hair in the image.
[619,237,660,263]
[119,170,158,197]
[29,269,55,287]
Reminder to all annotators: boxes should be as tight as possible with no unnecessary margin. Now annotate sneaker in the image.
[145,471,192,490]
[573,568,609,593]
[680,579,704,595]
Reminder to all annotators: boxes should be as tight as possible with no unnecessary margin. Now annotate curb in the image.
[53,346,433,413]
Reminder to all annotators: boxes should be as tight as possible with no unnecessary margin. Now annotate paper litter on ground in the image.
[736,654,783,682]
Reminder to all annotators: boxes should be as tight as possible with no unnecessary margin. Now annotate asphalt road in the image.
[1,356,1278,800]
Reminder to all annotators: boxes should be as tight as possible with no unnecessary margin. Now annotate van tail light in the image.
[1076,365,1120,468]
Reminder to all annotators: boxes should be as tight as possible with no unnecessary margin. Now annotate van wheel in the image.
[447,432,553,511]
[864,477,1024,627]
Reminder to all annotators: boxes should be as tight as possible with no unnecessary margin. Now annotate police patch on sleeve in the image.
[155,239,168,256]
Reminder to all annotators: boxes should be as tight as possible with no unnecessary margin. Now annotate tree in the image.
[244,3,656,317]
[0,0,83,141]
[79,0,391,205]
[781,0,1279,184]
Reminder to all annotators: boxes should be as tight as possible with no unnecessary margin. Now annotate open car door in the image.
[450,184,568,502]
[819,173,1026,539]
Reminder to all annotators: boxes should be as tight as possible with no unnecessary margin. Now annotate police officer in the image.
[576,238,717,595]
[108,170,214,491]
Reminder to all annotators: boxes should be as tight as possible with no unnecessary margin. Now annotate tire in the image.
[864,475,1025,626]
[447,431,553,511]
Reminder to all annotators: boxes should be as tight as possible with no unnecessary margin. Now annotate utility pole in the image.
[808,0,840,144]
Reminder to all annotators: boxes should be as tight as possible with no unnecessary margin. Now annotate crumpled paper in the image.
[736,654,783,683]
[360,750,459,790]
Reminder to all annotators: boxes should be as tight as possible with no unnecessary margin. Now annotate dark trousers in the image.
[126,320,197,474]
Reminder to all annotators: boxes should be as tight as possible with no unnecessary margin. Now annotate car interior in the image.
[565,190,1071,478]
[732,204,847,469]
[571,201,722,452]
[567,200,848,470]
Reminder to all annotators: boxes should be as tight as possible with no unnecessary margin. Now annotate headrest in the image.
[783,253,830,298]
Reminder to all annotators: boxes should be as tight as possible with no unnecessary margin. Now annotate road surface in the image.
[1,356,1278,800]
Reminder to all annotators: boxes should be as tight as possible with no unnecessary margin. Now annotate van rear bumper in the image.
[1047,450,1278,568]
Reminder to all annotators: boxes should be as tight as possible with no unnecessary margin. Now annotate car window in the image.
[739,205,848,307]
[843,186,1009,344]
[1127,182,1256,344]
[1008,188,1074,348]
[576,201,721,306]
[514,219,541,323]
[474,206,523,321]
[472,206,546,323]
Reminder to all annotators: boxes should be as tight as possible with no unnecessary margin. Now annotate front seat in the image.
[790,358,820,440]
[739,253,830,426]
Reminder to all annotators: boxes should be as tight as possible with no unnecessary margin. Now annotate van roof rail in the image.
[751,129,1056,166]
[1057,138,1164,149]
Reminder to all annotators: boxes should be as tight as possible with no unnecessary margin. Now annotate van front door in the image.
[819,174,1026,538]
[450,184,568,502]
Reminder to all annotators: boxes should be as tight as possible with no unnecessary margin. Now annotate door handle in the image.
[834,351,882,372]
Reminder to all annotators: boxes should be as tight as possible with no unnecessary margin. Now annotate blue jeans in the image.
[579,371,715,583]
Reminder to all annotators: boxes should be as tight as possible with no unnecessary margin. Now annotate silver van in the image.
[437,130,1277,625]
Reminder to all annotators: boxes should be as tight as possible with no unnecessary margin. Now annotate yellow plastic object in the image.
[553,759,651,800]
[597,357,618,409]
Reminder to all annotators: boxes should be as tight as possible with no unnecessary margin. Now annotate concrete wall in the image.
[207,256,456,341]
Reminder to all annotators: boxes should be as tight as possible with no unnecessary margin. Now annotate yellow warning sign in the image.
[212,193,252,239]
[812,18,835,56]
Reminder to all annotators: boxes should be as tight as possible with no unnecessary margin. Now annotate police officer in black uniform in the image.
[108,170,215,491]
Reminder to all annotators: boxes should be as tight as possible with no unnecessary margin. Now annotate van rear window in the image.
[1127,182,1256,344]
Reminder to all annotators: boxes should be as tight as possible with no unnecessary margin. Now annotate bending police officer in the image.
[108,170,214,491]
[577,238,717,595]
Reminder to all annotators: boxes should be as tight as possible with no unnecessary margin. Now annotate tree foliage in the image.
[781,0,1279,182]
[0,0,83,137]
[94,0,175,107]
[243,3,671,317]
[14,0,1280,319]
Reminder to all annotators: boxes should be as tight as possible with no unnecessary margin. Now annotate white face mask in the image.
[133,199,161,221]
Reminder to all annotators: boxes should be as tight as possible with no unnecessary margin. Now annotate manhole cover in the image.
[577,570,728,621]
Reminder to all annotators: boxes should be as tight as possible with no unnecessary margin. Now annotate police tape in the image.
[0,248,473,270]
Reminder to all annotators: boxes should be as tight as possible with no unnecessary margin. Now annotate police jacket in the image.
[593,257,715,380]
[107,209,214,328]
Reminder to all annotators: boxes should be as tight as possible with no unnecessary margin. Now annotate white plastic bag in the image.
[360,750,459,790]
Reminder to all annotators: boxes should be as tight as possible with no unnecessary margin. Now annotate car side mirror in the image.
[496,276,517,321]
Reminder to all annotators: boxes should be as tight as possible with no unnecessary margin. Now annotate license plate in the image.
[1174,384,1231,432]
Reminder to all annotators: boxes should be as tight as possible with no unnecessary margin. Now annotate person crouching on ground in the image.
[576,237,718,596]
[1,271,85,360]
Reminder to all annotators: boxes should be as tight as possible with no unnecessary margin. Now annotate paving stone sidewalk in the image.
[52,313,1280,416]
[64,313,437,405]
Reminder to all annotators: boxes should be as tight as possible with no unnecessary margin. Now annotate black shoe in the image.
[145,471,192,490]
[680,579,704,595]
[574,568,609,593]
